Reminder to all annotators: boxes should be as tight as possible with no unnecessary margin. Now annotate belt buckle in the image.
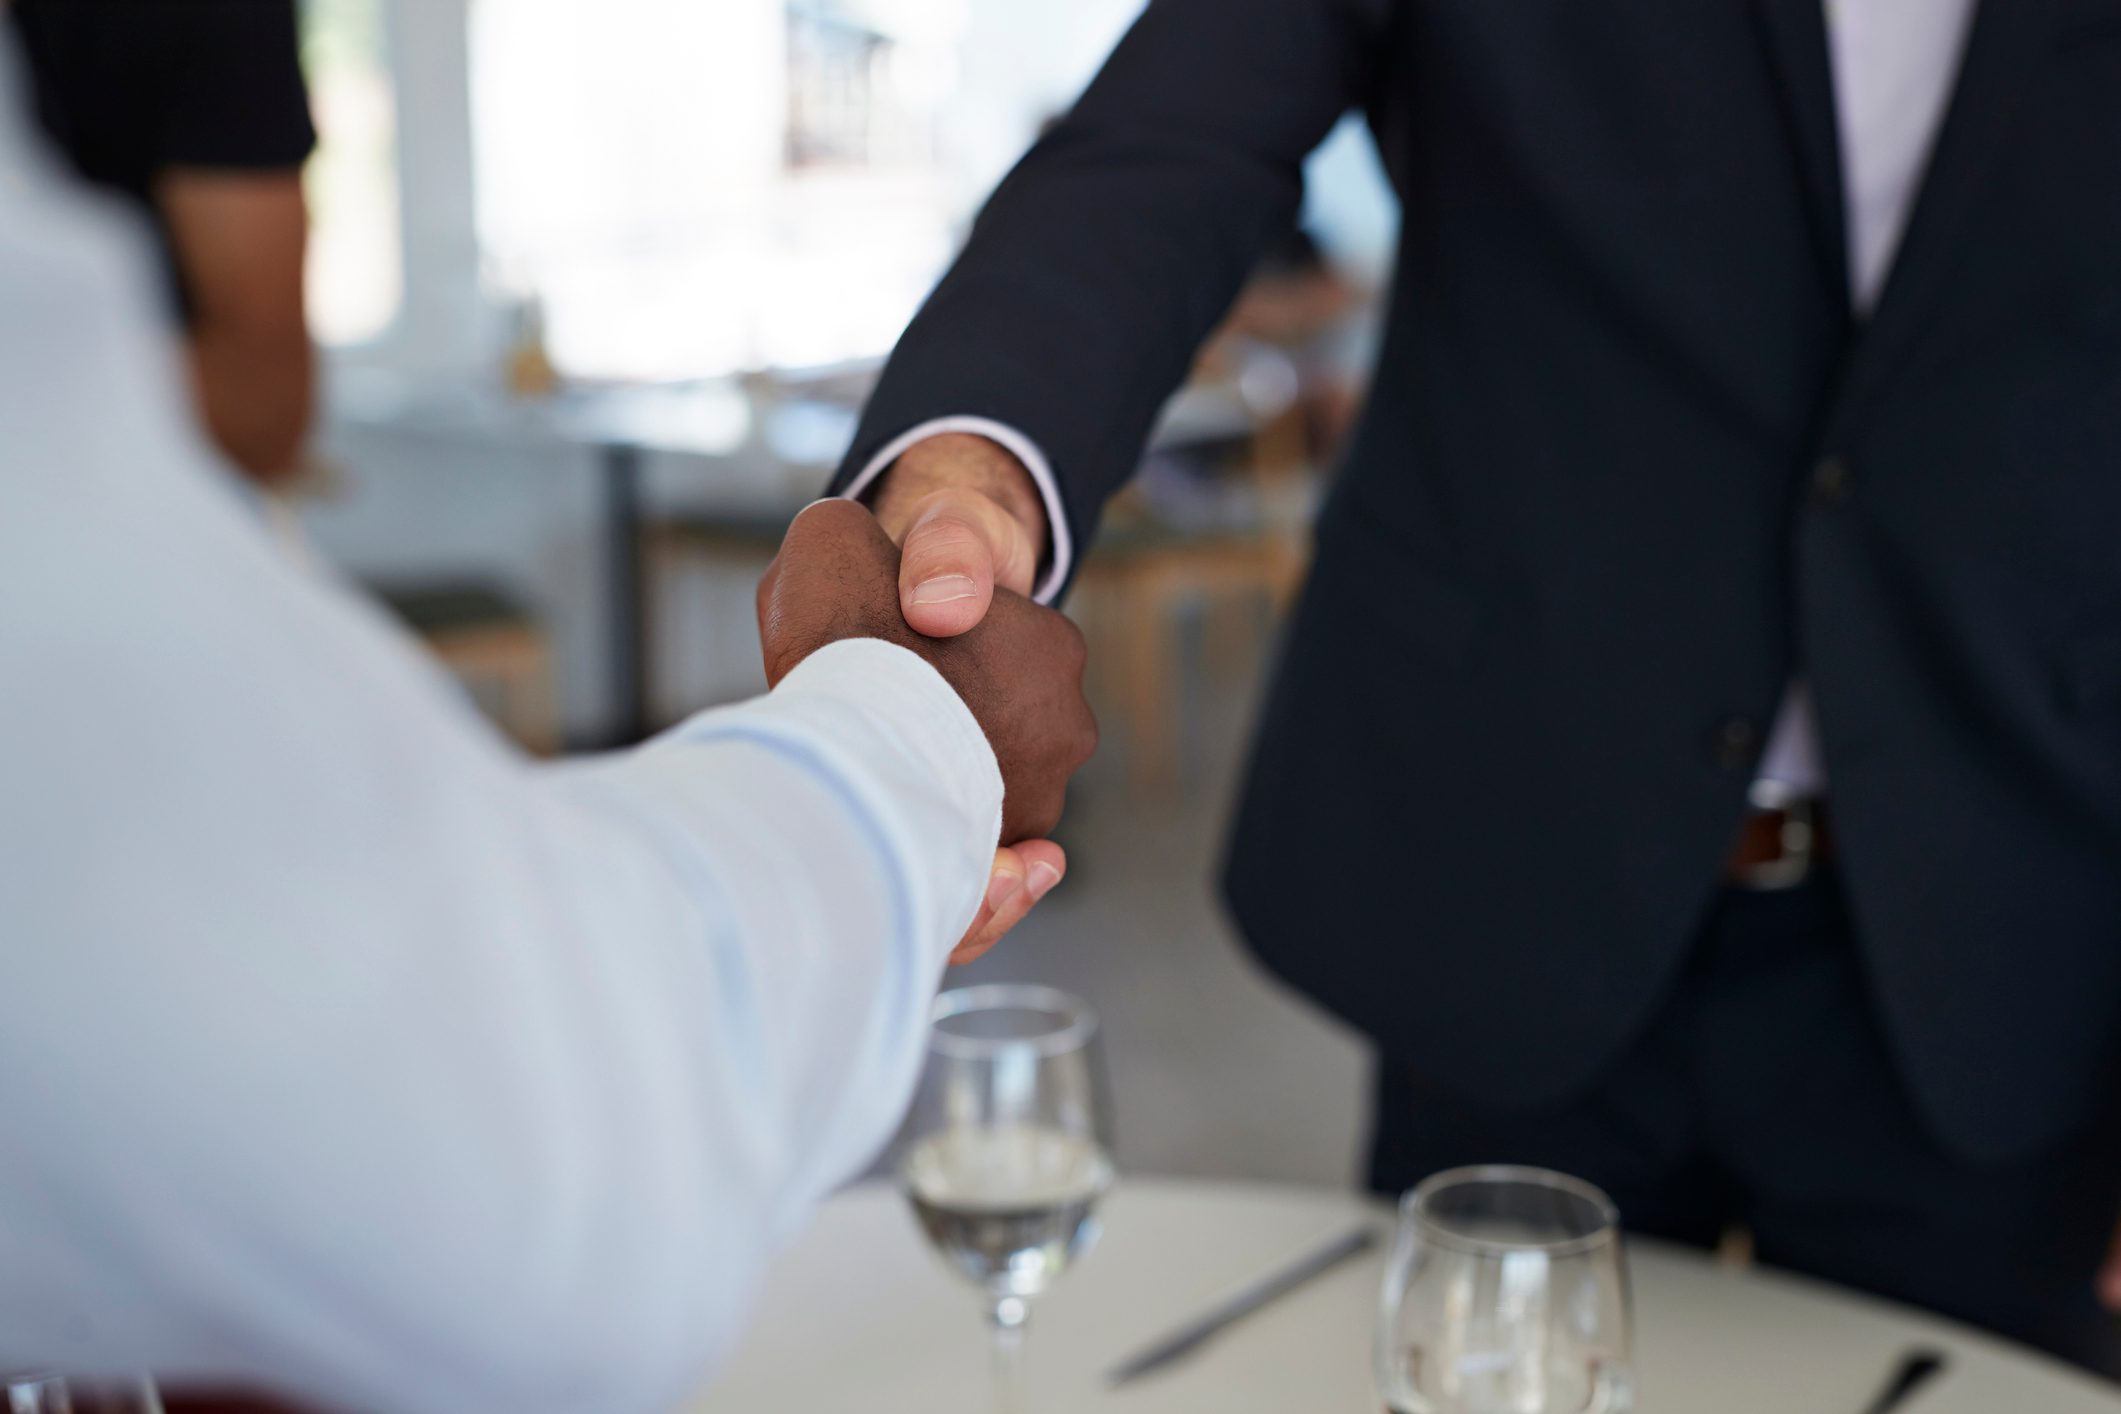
[1736,791,1817,891]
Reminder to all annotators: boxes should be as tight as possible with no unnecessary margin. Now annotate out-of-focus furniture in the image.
[333,373,759,746]
[638,370,873,616]
[257,459,556,754]
[1072,341,1318,792]
[374,580,559,756]
[638,372,873,716]
[641,506,792,695]
[693,1178,2121,1413]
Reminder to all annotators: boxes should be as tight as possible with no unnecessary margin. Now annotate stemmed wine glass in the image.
[1375,1166,1634,1414]
[899,985,1113,1413]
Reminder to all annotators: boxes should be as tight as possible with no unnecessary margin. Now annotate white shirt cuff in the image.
[840,415,1074,604]
[667,638,1003,961]
[764,635,1005,841]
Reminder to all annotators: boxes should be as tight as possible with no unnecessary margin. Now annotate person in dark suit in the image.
[808,0,2121,1374]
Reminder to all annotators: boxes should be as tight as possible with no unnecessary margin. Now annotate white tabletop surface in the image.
[690,1177,2121,1413]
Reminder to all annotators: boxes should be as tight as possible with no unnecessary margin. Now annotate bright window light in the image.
[302,0,403,347]
[469,0,970,381]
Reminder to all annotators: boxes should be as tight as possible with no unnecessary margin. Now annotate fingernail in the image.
[986,869,1023,912]
[1026,861,1062,900]
[912,574,978,606]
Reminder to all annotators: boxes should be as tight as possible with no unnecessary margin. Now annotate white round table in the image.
[690,1179,2121,1412]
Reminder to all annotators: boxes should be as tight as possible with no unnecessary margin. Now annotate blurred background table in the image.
[332,373,764,746]
[693,1178,2121,1413]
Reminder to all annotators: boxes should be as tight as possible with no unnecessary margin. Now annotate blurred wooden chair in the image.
[644,508,789,583]
[373,580,560,756]
[638,371,872,721]
[1074,364,1318,793]
[266,459,560,755]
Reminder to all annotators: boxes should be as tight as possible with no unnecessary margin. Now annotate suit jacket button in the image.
[1811,454,1853,504]
[1711,716,1760,771]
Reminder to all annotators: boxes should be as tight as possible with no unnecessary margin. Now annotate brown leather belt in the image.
[1725,798,1832,889]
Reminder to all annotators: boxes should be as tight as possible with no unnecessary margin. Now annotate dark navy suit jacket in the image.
[834,0,2121,1161]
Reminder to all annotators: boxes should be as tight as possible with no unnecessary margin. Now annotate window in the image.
[469,0,969,382]
[786,2,941,171]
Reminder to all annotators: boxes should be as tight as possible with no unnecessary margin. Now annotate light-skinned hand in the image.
[870,432,1049,639]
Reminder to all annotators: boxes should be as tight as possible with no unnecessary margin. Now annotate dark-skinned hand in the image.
[757,499,1097,961]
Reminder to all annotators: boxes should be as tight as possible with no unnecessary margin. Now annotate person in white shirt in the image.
[0,47,1094,1414]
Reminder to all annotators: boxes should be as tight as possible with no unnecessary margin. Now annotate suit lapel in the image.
[1751,0,1850,306]
[1831,0,2071,429]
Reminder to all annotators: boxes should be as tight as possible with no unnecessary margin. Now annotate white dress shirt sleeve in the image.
[0,55,999,1414]
[840,415,1076,604]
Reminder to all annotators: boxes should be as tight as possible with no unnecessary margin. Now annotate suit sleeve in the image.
[829,0,1391,588]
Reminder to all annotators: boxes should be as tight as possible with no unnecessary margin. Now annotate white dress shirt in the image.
[0,53,999,1414]
[1755,0,1980,799]
[859,0,1980,804]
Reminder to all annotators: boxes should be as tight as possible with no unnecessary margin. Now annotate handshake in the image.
[756,435,1097,961]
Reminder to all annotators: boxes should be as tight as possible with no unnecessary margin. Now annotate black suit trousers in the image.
[1368,871,2121,1378]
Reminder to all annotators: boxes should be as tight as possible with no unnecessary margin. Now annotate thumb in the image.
[899,499,1001,638]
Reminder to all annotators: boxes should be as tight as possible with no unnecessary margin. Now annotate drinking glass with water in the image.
[4,1376,71,1414]
[899,985,1113,1413]
[1376,1166,1633,1414]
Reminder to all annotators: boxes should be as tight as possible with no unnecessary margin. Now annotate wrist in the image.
[872,433,1048,560]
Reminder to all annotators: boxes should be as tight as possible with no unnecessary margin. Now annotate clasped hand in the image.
[757,448,1092,961]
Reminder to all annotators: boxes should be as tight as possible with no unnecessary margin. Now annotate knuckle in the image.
[779,499,870,565]
[1042,610,1091,669]
[907,514,993,567]
[793,497,864,532]
[1022,792,1064,840]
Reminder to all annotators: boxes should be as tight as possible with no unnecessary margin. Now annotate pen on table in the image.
[1858,1348,1948,1414]
[1104,1223,1380,1388]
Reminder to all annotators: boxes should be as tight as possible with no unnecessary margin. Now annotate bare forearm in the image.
[187,327,313,483]
[158,170,313,483]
